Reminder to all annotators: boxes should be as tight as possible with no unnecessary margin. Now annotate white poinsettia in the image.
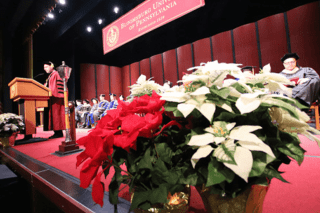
[181,60,242,87]
[160,86,190,103]
[177,86,215,122]
[213,140,253,182]
[188,121,275,181]
[269,107,320,147]
[236,91,299,114]
[130,75,163,96]
[235,91,264,114]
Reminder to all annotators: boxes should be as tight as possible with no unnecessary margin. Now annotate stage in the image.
[1,127,320,212]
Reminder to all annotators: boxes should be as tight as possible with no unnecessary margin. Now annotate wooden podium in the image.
[8,77,51,143]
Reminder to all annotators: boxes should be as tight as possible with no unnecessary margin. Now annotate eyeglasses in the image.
[284,61,296,65]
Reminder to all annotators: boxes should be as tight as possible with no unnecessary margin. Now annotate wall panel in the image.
[96,64,110,97]
[211,31,234,63]
[177,44,193,81]
[233,23,260,69]
[122,65,130,100]
[80,64,96,102]
[150,54,164,85]
[130,62,140,86]
[258,13,288,73]
[193,38,212,66]
[287,2,320,74]
[163,49,179,85]
[109,66,123,98]
[140,58,151,79]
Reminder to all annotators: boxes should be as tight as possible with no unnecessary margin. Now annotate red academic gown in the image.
[44,70,66,131]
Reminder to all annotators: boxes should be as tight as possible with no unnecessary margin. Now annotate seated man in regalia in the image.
[279,53,320,106]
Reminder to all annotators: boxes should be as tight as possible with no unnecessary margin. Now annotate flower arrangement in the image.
[76,61,320,211]
[0,113,25,138]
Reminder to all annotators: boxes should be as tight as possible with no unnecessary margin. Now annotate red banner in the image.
[103,0,205,54]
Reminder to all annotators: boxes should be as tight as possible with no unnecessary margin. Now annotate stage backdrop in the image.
[81,2,320,102]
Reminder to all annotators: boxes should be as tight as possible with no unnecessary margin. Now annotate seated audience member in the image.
[279,53,320,106]
[241,66,256,75]
[78,99,91,128]
[119,95,124,102]
[86,98,99,128]
[240,66,256,80]
[100,93,118,118]
[93,94,109,124]
[75,99,83,125]
[109,93,118,109]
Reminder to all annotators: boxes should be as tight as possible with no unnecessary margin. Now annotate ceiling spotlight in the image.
[59,0,66,5]
[98,19,103,25]
[114,7,119,14]
[87,26,92,32]
[48,13,54,19]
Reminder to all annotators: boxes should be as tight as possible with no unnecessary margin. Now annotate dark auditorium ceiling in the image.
[1,0,318,67]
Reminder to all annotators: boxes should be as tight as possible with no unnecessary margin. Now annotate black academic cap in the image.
[91,98,99,102]
[43,61,54,68]
[100,94,106,97]
[281,53,299,62]
[241,66,256,71]
[84,99,90,104]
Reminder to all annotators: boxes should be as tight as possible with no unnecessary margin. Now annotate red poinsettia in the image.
[76,91,167,206]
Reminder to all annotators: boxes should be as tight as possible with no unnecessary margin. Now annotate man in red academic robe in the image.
[43,61,65,139]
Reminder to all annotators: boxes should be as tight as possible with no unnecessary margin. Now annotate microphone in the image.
[33,73,44,79]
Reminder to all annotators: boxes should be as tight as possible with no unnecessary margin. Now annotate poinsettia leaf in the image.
[263,166,288,183]
[230,82,250,93]
[156,143,174,164]
[249,152,272,177]
[188,133,215,146]
[199,103,216,122]
[261,98,300,119]
[178,172,198,185]
[272,96,308,110]
[237,140,275,158]
[191,145,214,168]
[223,147,253,182]
[236,93,262,114]
[278,144,305,165]
[206,160,226,187]
[130,191,151,210]
[137,148,153,170]
[214,142,236,164]
[229,126,263,143]
[149,184,168,204]
[109,166,122,204]
[210,85,231,99]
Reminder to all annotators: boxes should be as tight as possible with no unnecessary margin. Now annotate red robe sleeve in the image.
[49,71,64,98]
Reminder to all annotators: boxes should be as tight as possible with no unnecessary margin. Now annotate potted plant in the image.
[0,113,25,147]
[76,61,320,212]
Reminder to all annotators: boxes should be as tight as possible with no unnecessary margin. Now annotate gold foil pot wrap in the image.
[133,185,190,213]
[0,132,18,148]
[196,184,269,213]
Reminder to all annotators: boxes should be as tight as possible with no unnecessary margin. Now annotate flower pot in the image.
[132,186,190,213]
[0,132,19,148]
[196,184,269,213]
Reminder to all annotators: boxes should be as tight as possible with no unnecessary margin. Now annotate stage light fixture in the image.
[59,0,66,5]
[98,19,103,25]
[48,13,54,19]
[87,26,92,32]
[114,7,119,14]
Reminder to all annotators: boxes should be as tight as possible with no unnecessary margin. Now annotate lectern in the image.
[8,77,51,143]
